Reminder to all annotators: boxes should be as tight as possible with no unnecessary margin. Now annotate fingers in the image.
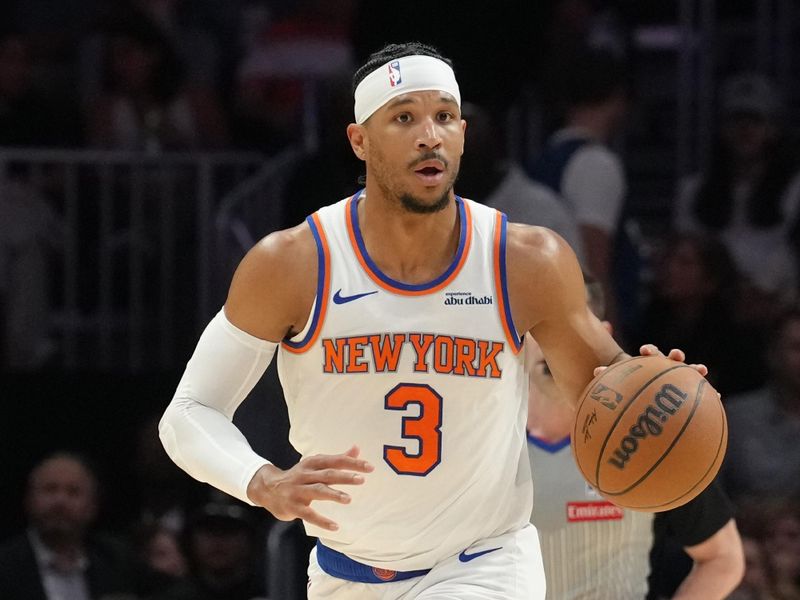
[639,344,661,356]
[639,345,686,363]
[638,344,709,378]
[296,505,340,532]
[690,363,709,377]
[666,348,685,362]
[301,482,353,505]
[299,468,366,487]
[304,452,375,474]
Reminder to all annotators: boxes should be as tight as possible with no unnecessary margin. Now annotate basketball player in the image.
[526,276,744,599]
[158,42,703,599]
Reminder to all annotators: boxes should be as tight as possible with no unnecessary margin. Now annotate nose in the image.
[415,118,442,151]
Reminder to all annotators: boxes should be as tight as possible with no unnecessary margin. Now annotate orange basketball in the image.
[571,355,727,512]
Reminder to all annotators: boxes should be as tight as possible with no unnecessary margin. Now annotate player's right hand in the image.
[246,445,374,531]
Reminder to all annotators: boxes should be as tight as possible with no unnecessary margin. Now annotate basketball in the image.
[571,355,728,512]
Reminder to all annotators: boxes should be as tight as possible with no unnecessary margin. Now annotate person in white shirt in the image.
[527,47,629,329]
[674,72,800,306]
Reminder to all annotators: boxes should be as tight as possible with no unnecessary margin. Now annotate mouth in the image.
[413,161,446,186]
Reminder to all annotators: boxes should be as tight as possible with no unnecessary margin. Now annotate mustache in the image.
[409,152,448,169]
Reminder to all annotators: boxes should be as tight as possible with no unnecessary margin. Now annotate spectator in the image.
[458,102,585,262]
[527,46,630,331]
[132,521,187,595]
[635,232,766,396]
[0,452,139,599]
[154,496,266,600]
[723,306,800,503]
[80,1,223,108]
[136,522,186,579]
[674,73,800,314]
[0,29,81,147]
[86,13,228,151]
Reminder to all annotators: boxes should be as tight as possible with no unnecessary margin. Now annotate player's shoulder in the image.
[226,221,320,340]
[236,222,316,284]
[506,222,573,269]
[504,222,585,331]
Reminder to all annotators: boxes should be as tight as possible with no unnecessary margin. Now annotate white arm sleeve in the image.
[158,309,277,505]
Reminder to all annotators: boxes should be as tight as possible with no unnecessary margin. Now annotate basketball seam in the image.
[592,363,690,489]
[630,391,727,511]
[601,378,704,497]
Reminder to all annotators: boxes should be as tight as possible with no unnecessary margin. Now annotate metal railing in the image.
[0,148,276,370]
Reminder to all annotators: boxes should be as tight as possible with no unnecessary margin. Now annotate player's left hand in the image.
[592,344,708,378]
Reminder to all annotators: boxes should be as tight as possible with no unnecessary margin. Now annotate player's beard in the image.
[369,146,459,214]
[400,152,458,214]
[399,190,451,214]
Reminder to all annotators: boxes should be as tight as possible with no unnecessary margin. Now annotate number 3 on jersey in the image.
[383,383,442,476]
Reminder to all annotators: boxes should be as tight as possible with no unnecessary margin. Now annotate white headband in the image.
[354,55,461,124]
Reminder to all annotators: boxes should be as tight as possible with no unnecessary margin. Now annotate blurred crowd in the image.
[2,1,800,599]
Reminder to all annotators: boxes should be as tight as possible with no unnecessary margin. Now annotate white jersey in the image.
[528,435,653,600]
[277,192,532,571]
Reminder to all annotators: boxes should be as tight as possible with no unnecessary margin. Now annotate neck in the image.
[37,530,84,561]
[358,186,461,284]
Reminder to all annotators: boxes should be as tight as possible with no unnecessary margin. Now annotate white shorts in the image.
[307,524,546,599]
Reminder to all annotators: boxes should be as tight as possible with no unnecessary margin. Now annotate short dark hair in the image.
[557,47,628,108]
[352,42,453,94]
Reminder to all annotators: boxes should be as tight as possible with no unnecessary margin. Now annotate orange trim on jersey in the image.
[345,194,473,296]
[493,211,523,355]
[281,212,330,354]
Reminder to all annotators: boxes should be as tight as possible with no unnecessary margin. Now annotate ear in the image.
[347,123,367,161]
[459,118,467,156]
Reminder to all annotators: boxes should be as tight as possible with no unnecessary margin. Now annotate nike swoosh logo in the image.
[333,289,378,304]
[458,546,503,563]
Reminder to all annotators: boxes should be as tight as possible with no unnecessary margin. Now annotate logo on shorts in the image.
[388,60,402,87]
[458,546,503,563]
[372,567,397,581]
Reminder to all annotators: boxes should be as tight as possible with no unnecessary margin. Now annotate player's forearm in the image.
[158,310,277,504]
[671,555,744,600]
[160,397,269,504]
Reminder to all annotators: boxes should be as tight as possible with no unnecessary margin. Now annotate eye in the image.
[437,111,454,122]
[396,113,412,124]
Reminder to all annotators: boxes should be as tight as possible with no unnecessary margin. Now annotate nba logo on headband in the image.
[354,55,460,123]
[388,60,402,87]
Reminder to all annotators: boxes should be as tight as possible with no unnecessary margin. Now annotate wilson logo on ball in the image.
[608,383,687,470]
